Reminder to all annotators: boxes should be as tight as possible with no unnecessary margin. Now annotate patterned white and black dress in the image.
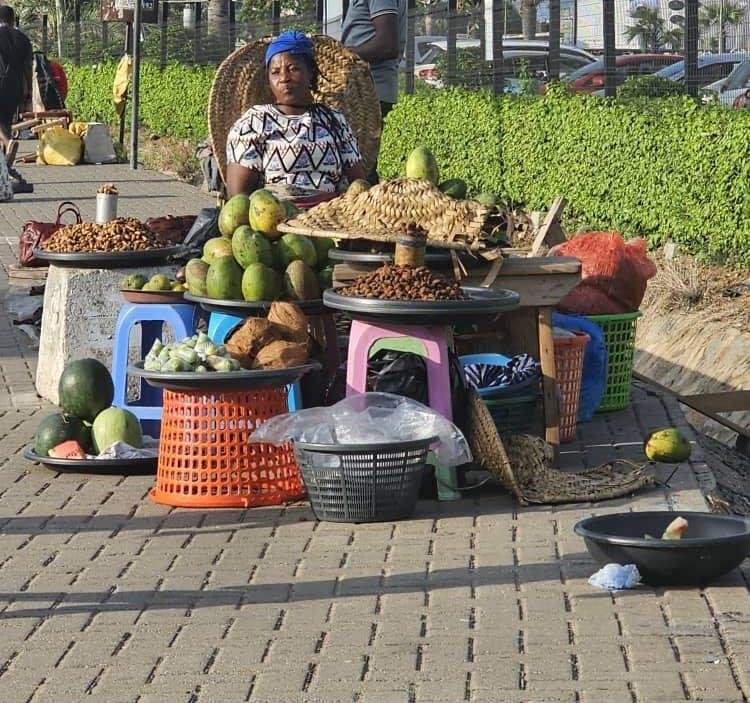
[226,104,362,193]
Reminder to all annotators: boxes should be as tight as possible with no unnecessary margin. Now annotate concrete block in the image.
[35,264,177,404]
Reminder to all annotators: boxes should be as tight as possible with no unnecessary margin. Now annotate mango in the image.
[232,226,273,269]
[206,256,244,300]
[185,258,209,296]
[249,189,286,240]
[242,262,283,302]
[644,428,692,463]
[439,178,467,199]
[284,260,321,301]
[202,237,234,265]
[278,233,317,270]
[405,146,439,184]
[218,194,250,238]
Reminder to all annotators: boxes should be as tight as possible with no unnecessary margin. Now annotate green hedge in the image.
[65,61,214,141]
[380,85,750,265]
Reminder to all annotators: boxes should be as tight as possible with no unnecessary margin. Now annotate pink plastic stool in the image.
[345,320,453,421]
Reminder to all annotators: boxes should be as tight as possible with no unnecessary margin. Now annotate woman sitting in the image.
[226,30,366,197]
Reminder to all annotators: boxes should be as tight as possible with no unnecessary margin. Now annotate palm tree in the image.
[625,6,683,52]
[520,0,538,39]
[699,0,745,52]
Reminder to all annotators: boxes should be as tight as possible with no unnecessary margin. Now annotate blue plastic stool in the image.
[111,303,198,437]
[207,311,302,412]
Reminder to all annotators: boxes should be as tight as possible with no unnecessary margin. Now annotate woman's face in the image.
[268,52,313,105]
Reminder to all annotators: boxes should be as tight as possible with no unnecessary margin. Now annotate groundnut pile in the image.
[339,265,465,301]
[42,218,170,253]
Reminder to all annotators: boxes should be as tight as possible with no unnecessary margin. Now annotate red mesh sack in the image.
[551,232,657,314]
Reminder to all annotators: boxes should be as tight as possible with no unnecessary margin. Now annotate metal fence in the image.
[20,0,750,99]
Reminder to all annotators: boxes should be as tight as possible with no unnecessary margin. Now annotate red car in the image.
[564,53,683,93]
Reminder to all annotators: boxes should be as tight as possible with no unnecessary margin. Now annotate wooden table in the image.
[333,255,582,447]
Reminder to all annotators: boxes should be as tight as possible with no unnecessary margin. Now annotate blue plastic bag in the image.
[552,312,607,422]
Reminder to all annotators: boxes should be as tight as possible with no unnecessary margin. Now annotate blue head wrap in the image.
[265,30,314,68]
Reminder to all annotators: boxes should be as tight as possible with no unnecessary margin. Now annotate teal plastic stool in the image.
[369,336,461,501]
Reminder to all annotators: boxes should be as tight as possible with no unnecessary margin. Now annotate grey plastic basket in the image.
[294,437,437,523]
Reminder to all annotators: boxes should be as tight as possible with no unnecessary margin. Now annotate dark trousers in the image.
[367,100,394,185]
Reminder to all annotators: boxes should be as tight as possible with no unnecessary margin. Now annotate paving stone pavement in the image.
[0,162,748,703]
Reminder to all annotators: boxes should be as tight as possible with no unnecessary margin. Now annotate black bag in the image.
[177,206,220,263]
[196,141,222,193]
[366,349,468,418]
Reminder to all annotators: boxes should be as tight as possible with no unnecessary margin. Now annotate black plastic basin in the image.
[574,511,750,586]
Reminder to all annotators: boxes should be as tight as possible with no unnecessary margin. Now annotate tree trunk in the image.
[208,0,230,36]
[56,0,65,58]
[521,0,537,39]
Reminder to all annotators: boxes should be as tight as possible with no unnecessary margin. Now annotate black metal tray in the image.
[32,246,181,269]
[184,293,326,316]
[328,248,482,269]
[129,361,320,391]
[323,287,520,324]
[24,447,157,475]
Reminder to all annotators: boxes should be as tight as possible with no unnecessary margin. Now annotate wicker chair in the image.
[208,35,382,189]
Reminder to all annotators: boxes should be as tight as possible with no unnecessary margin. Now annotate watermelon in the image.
[48,440,86,459]
[91,407,143,453]
[58,358,114,422]
[34,413,90,457]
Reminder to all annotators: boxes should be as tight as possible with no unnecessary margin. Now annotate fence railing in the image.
[21,0,750,98]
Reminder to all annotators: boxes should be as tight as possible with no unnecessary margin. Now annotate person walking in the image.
[0,5,33,193]
[341,0,406,183]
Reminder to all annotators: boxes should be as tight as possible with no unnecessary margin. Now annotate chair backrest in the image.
[208,35,381,187]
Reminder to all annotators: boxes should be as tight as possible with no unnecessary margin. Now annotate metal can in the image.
[95,193,118,224]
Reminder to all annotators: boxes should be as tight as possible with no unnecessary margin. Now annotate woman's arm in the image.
[226,164,261,197]
[344,162,367,184]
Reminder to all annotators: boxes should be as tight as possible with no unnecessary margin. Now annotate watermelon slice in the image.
[48,440,86,460]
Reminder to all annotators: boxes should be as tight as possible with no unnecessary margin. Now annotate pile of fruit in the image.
[339,265,465,301]
[225,302,311,370]
[42,218,170,253]
[34,359,143,459]
[143,333,242,373]
[184,189,333,303]
[121,272,186,293]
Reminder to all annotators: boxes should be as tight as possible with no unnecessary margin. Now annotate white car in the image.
[413,38,597,89]
[704,59,750,107]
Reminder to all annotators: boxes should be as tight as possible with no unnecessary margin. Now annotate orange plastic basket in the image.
[553,332,589,444]
[151,387,305,508]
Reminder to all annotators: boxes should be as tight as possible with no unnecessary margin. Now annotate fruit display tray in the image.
[129,361,320,391]
[121,289,186,304]
[322,287,520,325]
[24,447,157,475]
[32,246,181,269]
[183,293,326,316]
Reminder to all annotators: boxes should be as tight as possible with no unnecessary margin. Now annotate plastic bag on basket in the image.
[249,392,472,467]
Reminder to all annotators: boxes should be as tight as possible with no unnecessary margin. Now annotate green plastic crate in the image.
[586,311,642,412]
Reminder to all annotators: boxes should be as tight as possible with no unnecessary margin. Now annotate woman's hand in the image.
[226,164,261,197]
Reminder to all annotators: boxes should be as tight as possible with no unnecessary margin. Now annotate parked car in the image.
[564,54,683,93]
[414,38,597,88]
[653,53,742,88]
[704,59,750,107]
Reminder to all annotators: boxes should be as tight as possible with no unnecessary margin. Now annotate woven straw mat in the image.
[209,35,381,185]
[285,178,489,244]
[462,391,654,505]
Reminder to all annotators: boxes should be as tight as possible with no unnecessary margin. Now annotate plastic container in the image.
[294,438,435,522]
[458,352,540,398]
[585,311,641,412]
[553,331,589,443]
[151,387,305,508]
